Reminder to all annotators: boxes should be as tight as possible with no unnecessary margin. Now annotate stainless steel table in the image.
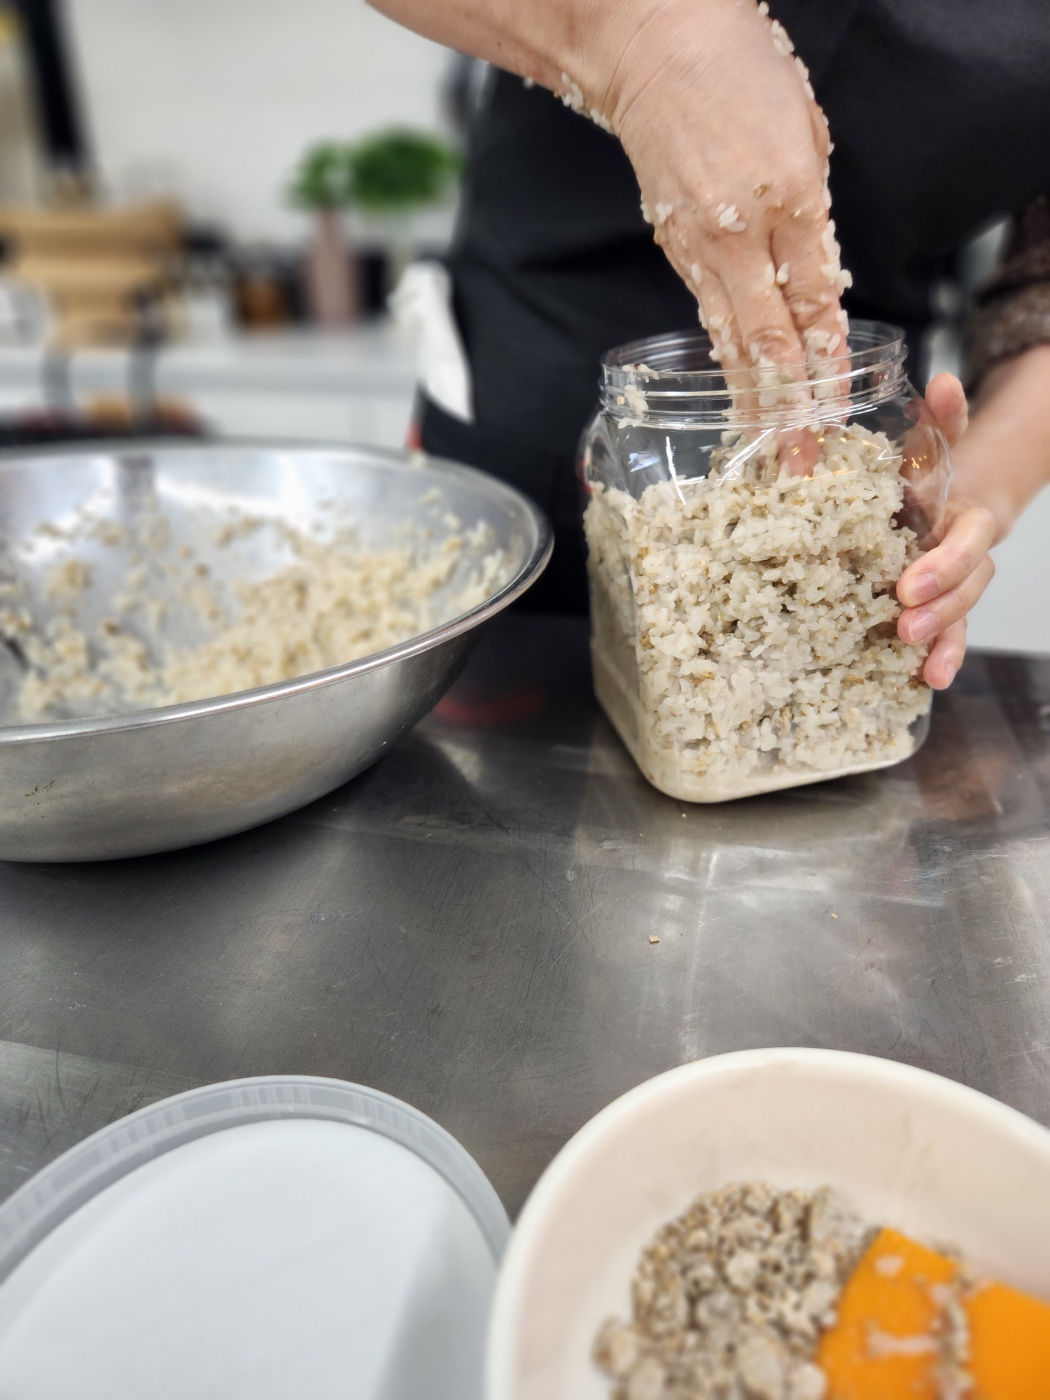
[1,614,1049,1214]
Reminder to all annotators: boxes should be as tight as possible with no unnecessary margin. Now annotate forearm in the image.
[366,0,636,111]
[366,0,748,127]
[952,344,1050,542]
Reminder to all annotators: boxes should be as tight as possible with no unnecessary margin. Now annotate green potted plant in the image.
[347,128,462,293]
[288,141,357,325]
[349,129,462,213]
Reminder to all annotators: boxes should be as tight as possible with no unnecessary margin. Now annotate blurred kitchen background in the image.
[0,0,467,447]
[0,0,1045,651]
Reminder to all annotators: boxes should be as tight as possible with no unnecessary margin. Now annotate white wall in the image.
[925,325,1050,654]
[64,0,453,240]
[968,490,1050,656]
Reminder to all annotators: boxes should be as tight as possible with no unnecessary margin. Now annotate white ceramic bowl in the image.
[486,1047,1050,1400]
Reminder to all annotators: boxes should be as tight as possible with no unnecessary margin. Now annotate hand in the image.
[896,373,997,691]
[603,0,847,384]
[369,0,845,385]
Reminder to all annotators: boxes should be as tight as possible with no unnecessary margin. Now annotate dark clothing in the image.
[419,393,589,614]
[423,0,1050,612]
[966,195,1050,386]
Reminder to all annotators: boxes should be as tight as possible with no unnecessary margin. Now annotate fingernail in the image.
[903,571,938,606]
[908,608,937,641]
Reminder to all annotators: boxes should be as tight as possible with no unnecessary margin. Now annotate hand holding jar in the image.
[580,325,960,800]
[897,375,997,691]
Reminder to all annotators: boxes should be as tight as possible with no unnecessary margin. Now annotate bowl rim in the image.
[0,438,553,744]
[485,1046,1050,1393]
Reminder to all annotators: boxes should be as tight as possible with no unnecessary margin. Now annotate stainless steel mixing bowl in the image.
[0,442,551,862]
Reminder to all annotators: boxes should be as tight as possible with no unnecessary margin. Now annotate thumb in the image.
[924,372,969,447]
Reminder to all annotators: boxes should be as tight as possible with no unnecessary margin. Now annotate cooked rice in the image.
[584,422,931,801]
[593,1183,870,1400]
[5,513,505,724]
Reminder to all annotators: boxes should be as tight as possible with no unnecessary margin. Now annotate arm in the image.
[896,349,1050,689]
[958,198,1050,538]
[366,0,622,98]
[952,345,1050,541]
[368,0,846,379]
[897,201,1050,688]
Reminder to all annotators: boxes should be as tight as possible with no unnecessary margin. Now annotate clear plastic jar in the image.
[579,321,950,802]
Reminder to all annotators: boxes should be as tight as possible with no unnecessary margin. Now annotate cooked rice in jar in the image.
[584,423,931,802]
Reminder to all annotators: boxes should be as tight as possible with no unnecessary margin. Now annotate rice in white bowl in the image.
[584,422,931,801]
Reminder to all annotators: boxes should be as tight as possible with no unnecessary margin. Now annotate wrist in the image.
[963,484,1020,545]
[543,0,673,132]
[953,344,1050,542]
[973,344,1050,430]
[571,0,748,134]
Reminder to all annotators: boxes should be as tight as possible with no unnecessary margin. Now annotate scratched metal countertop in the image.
[1,613,1049,1215]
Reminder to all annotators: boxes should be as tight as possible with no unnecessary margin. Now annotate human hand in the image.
[370,0,845,390]
[599,0,848,387]
[896,373,997,690]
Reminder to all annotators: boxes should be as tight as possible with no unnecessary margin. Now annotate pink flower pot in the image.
[306,209,359,325]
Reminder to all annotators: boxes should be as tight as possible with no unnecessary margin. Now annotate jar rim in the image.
[600,320,908,426]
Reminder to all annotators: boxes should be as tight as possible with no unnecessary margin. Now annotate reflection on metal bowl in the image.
[0,442,551,862]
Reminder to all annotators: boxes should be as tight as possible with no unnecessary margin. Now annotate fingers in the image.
[896,495,994,692]
[682,241,822,478]
[681,260,762,417]
[660,125,842,385]
[899,551,994,646]
[614,0,848,402]
[897,500,997,609]
[695,195,845,387]
[778,426,820,477]
[770,207,849,370]
[670,215,805,378]
[898,497,995,692]
[924,373,968,446]
[923,618,967,690]
[680,258,740,365]
[901,376,967,483]
[724,4,844,380]
[720,242,810,373]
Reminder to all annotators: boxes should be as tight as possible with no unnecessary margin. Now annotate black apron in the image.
[422,0,1050,613]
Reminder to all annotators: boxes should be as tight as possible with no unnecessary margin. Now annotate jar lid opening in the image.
[600,321,907,426]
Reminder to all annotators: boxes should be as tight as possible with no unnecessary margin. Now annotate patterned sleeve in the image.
[965,195,1050,388]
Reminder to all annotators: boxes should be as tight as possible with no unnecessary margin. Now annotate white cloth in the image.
[389,260,474,424]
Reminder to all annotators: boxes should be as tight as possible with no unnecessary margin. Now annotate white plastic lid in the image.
[0,1077,509,1400]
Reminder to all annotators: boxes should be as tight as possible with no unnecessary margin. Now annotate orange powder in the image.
[818,1226,1050,1400]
